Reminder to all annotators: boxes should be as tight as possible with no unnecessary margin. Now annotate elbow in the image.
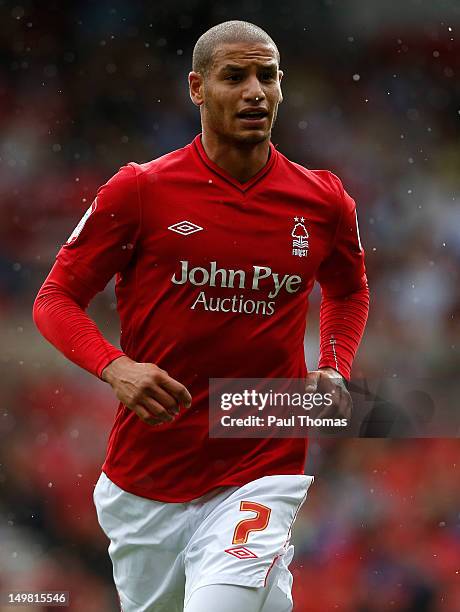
[322,278,370,301]
[345,273,369,300]
[355,272,369,293]
[32,280,60,333]
[347,279,370,305]
[32,285,46,333]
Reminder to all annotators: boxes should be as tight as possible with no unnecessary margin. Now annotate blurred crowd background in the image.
[0,0,459,610]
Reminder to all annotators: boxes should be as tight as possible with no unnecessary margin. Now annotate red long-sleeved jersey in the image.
[34,134,369,501]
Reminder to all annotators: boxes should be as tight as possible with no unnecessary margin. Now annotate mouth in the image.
[236,109,269,126]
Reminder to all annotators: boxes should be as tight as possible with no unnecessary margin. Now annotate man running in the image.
[33,20,369,612]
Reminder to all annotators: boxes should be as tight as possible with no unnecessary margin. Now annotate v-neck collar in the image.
[192,133,278,194]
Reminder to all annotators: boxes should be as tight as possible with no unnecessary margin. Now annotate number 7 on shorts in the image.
[232,501,272,544]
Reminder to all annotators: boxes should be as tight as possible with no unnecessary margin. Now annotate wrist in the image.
[101,355,131,384]
[319,366,349,390]
[319,366,342,377]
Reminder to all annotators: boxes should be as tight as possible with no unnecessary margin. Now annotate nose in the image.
[242,75,265,103]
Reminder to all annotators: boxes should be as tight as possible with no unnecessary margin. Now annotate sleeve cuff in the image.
[97,350,127,380]
[318,359,351,382]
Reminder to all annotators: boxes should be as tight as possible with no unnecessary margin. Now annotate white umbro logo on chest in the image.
[168,221,204,236]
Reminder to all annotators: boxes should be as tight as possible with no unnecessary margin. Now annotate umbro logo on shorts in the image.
[224,546,258,559]
[168,221,203,236]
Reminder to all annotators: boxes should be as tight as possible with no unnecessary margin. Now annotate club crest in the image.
[291,217,309,257]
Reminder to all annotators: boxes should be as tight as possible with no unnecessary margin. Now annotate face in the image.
[189,42,284,145]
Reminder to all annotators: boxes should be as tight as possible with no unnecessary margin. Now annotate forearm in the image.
[33,278,125,379]
[318,282,370,381]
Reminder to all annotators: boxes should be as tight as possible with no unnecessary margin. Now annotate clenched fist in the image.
[101,356,192,426]
[305,366,352,422]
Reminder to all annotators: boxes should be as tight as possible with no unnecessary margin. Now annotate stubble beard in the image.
[203,103,277,147]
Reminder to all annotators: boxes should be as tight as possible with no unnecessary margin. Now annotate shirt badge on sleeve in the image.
[66,197,98,244]
[291,217,309,257]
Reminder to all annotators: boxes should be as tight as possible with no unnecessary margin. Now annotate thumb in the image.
[305,371,321,393]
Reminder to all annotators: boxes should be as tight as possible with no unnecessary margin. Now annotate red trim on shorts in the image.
[283,478,313,546]
[265,478,314,588]
[117,589,123,611]
[264,553,281,587]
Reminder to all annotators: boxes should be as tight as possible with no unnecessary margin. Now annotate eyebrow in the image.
[220,63,278,73]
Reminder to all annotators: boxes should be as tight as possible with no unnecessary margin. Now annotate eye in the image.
[225,74,242,81]
[261,72,275,81]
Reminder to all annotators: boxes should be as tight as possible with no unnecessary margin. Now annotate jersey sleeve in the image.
[55,163,141,293]
[32,273,126,379]
[317,284,370,380]
[315,177,369,379]
[315,178,367,297]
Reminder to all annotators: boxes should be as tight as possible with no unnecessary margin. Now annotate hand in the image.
[305,367,352,421]
[101,356,192,426]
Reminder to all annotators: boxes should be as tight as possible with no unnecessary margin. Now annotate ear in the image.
[278,70,284,104]
[189,71,204,107]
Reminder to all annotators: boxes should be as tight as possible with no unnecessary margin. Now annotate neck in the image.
[200,132,271,183]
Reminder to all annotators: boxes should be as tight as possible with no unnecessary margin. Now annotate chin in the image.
[234,130,270,145]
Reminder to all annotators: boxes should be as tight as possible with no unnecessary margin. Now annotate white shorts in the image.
[93,471,314,612]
